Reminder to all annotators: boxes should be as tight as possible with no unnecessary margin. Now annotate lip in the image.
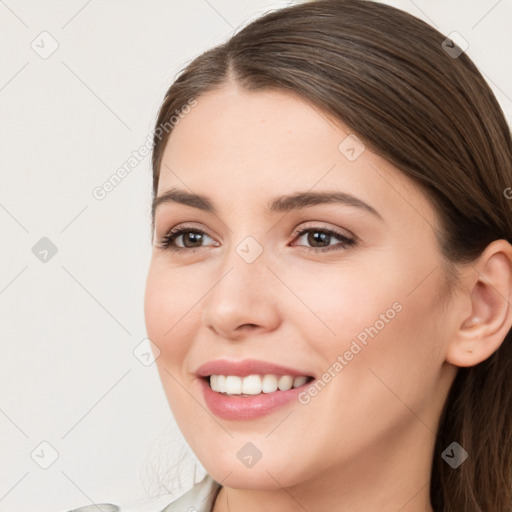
[198,375,314,421]
[195,358,315,379]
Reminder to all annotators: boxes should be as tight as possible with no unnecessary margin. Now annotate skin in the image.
[144,82,512,512]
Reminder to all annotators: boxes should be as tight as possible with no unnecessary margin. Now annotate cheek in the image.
[282,262,401,347]
[288,270,444,460]
[291,259,444,391]
[144,267,199,421]
[349,280,443,417]
[144,269,166,345]
[144,264,192,365]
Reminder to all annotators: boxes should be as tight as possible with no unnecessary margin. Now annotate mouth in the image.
[199,373,316,420]
[201,374,315,396]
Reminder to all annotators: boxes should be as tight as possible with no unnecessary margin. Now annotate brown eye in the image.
[179,231,205,248]
[159,228,217,251]
[292,227,356,253]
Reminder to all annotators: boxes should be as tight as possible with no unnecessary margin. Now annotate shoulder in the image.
[59,475,222,512]
[159,474,222,512]
[60,505,120,512]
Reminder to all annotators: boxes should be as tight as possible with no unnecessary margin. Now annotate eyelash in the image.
[158,224,357,254]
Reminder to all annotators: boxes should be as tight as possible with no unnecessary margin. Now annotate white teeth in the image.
[208,374,311,395]
[277,375,293,391]
[210,375,219,392]
[225,375,242,394]
[261,374,278,393]
[292,376,308,388]
[242,374,262,395]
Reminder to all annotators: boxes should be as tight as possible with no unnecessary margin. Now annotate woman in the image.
[67,0,512,510]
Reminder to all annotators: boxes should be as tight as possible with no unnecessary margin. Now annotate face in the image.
[144,83,457,491]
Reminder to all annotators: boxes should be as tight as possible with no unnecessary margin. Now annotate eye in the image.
[157,224,357,254]
[158,225,218,252]
[291,226,356,253]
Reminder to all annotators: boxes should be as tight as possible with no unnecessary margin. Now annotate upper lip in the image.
[195,359,315,378]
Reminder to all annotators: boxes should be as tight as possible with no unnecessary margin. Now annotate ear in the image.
[445,239,512,367]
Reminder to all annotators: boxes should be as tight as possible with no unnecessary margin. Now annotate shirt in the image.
[62,475,222,512]
[160,474,222,512]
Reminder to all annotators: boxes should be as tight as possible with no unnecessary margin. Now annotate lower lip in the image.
[199,377,313,421]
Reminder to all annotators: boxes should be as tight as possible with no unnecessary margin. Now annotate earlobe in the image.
[445,240,512,368]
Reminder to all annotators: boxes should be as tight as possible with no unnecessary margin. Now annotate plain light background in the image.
[0,1,510,511]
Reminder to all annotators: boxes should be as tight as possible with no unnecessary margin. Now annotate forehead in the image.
[163,84,339,173]
[157,84,437,229]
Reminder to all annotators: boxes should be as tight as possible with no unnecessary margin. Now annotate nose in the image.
[201,249,281,341]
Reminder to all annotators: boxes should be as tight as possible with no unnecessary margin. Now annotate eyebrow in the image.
[152,188,383,220]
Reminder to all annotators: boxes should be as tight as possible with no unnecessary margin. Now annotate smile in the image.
[199,374,315,421]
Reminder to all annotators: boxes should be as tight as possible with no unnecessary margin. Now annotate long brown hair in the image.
[150,1,512,509]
